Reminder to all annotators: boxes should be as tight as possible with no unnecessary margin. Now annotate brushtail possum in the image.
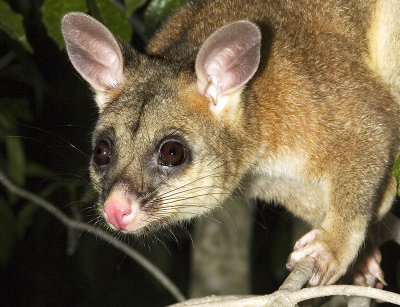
[61,0,400,287]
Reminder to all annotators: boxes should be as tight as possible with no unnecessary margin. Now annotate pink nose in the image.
[103,189,138,231]
[103,202,133,230]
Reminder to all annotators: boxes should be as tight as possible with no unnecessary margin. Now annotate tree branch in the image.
[170,285,400,306]
[0,169,185,302]
[347,274,375,307]
[170,212,400,306]
[278,257,315,291]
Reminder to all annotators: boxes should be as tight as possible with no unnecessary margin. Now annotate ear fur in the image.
[61,12,124,106]
[195,21,261,113]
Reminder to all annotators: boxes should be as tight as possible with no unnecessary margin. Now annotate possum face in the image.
[90,65,241,233]
[61,13,261,233]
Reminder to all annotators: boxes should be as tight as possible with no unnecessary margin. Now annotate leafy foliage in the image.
[0,0,32,52]
[95,0,132,42]
[41,0,88,49]
[126,0,148,16]
[144,0,186,33]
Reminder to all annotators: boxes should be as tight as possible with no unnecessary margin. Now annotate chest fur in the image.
[246,150,329,226]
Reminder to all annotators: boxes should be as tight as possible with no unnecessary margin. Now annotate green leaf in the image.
[95,0,132,43]
[392,154,400,196]
[0,0,33,52]
[0,199,17,266]
[144,0,186,33]
[125,0,148,16]
[41,0,87,49]
[6,137,26,186]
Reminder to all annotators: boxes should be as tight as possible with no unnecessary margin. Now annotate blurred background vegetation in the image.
[0,0,399,306]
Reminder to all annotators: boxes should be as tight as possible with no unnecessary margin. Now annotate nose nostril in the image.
[103,200,135,230]
[103,188,141,231]
[113,207,131,229]
[121,209,135,224]
[121,208,131,217]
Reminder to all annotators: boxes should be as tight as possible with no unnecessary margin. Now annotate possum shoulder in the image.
[146,0,371,61]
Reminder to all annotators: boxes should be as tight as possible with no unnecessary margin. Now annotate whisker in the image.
[1,135,84,170]
[138,160,233,203]
[157,192,231,207]
[180,224,194,249]
[154,185,231,202]
[63,200,88,209]
[17,122,90,159]
[155,169,235,199]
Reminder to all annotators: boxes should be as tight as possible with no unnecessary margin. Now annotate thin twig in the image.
[347,274,375,307]
[0,169,185,302]
[279,257,315,291]
[286,285,400,305]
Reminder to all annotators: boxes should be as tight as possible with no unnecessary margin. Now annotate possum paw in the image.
[349,245,386,289]
[286,229,346,286]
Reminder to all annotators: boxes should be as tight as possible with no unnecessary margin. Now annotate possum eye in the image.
[93,140,111,166]
[158,140,186,167]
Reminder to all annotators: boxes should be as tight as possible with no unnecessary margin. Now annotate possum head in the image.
[61,13,261,233]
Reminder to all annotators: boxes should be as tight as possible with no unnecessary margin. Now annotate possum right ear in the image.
[61,12,124,108]
[195,21,261,114]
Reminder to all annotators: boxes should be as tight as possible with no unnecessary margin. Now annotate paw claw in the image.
[367,258,387,286]
[348,243,387,288]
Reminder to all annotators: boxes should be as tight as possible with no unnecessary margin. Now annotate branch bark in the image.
[171,211,400,306]
[170,285,400,306]
[189,197,253,297]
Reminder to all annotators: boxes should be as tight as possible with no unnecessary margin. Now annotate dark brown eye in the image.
[93,140,111,166]
[158,140,186,167]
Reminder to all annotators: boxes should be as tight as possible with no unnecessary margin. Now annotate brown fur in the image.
[82,0,400,285]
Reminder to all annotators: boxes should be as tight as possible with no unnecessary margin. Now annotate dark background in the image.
[0,0,399,306]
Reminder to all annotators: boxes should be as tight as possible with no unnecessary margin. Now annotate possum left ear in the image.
[61,12,124,109]
[195,21,261,113]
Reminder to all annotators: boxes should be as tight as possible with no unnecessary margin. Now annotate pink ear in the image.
[195,21,261,105]
[61,12,124,93]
